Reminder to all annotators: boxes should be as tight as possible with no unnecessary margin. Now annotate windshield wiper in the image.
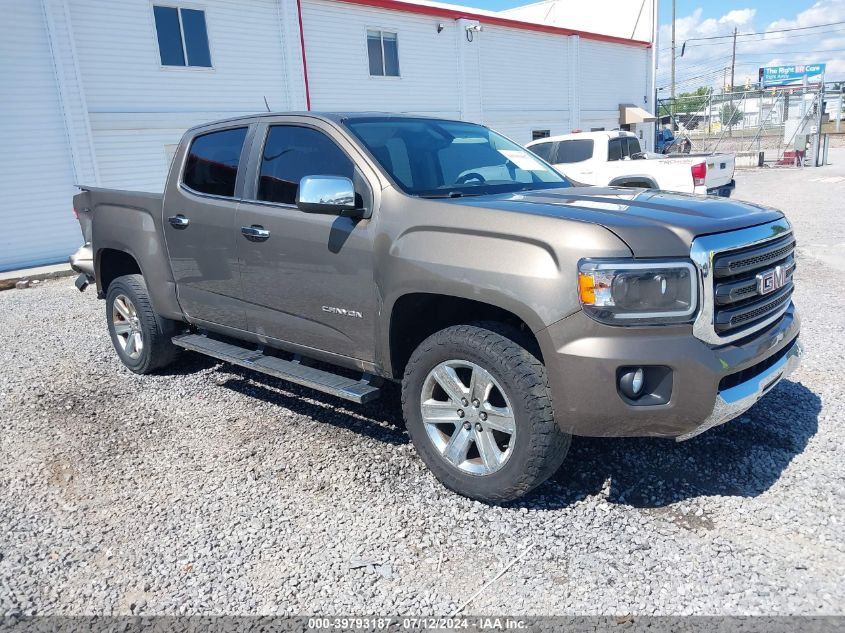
[418,191,481,199]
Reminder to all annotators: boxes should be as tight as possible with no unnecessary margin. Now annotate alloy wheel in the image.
[112,294,144,360]
[420,360,516,476]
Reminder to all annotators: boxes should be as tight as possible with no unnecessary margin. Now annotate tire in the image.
[401,323,571,503]
[105,274,182,374]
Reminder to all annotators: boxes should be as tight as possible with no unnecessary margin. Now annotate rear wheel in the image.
[106,274,181,374]
[402,324,571,503]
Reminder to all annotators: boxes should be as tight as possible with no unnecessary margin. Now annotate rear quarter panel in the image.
[78,187,182,319]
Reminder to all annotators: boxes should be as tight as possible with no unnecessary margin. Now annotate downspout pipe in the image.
[296,0,312,110]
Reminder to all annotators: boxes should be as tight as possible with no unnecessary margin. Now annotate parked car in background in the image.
[527,130,736,197]
[72,113,799,503]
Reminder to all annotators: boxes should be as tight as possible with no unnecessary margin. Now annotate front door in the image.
[163,125,251,329]
[235,122,377,361]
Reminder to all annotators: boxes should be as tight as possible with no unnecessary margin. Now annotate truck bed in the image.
[74,186,164,244]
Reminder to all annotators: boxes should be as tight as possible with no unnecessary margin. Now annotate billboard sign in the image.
[760,63,826,87]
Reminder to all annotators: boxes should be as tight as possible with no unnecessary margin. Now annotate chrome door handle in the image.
[168,214,190,229]
[241,225,270,242]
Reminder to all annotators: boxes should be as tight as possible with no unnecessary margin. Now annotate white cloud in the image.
[657,0,845,95]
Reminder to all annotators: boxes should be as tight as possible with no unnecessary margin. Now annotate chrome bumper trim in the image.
[69,243,94,277]
[676,338,803,441]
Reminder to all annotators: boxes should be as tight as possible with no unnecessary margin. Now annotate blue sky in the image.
[656,0,814,28]
[468,0,845,85]
[468,0,821,25]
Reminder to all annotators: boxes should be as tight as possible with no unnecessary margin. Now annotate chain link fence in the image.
[657,83,840,165]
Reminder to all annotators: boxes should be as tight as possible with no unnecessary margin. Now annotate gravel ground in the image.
[1,156,844,617]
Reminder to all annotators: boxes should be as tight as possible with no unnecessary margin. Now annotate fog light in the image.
[619,367,645,399]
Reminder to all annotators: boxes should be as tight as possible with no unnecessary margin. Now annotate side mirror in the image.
[296,175,359,216]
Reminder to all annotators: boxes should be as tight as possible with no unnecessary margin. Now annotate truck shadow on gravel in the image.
[216,364,819,509]
[540,380,821,510]
[220,367,410,446]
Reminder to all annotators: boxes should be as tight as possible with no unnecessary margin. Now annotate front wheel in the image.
[106,274,181,374]
[401,324,571,503]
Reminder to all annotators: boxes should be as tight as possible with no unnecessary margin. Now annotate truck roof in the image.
[186,111,460,134]
[526,130,636,146]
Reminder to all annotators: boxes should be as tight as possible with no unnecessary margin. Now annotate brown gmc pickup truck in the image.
[71,113,801,502]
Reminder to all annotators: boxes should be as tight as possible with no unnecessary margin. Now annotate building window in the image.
[153,6,212,67]
[531,130,550,141]
[182,127,247,197]
[367,30,399,77]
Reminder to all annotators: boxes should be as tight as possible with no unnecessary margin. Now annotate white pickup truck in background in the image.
[526,131,736,197]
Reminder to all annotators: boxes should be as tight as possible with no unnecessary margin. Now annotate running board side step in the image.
[171,333,382,404]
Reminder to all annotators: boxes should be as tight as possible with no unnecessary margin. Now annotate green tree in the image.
[675,87,712,114]
[720,103,744,127]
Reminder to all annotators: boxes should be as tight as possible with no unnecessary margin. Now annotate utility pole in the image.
[670,0,676,123]
[728,27,737,136]
[730,27,737,93]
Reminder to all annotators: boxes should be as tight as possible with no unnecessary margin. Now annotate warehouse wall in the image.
[68,0,305,191]
[0,2,81,270]
[3,0,654,270]
[300,0,461,119]
[478,25,571,142]
[579,39,650,131]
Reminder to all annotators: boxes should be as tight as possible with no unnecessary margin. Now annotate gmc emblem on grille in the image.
[756,265,787,295]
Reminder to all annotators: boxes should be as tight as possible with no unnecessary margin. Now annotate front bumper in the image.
[675,338,802,441]
[538,304,800,439]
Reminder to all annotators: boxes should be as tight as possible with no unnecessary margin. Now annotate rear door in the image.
[234,118,378,361]
[163,124,253,329]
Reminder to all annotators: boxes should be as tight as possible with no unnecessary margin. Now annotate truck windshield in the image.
[344,117,569,197]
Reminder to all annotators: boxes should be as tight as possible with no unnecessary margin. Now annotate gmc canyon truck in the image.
[71,113,801,503]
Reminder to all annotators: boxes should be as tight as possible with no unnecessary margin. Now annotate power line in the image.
[734,47,845,56]
[658,67,729,90]
[660,27,845,51]
[683,20,845,43]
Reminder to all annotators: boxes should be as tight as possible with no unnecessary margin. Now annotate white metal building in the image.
[1,0,655,271]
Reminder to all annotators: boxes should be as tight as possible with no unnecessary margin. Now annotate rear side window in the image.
[608,138,623,161]
[182,127,248,197]
[553,139,594,163]
[529,141,555,162]
[258,126,354,205]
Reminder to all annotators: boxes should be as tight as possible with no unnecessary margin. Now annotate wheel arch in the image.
[609,175,659,189]
[97,248,142,295]
[386,292,546,380]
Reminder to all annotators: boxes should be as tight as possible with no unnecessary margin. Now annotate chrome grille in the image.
[711,234,795,336]
[691,219,795,345]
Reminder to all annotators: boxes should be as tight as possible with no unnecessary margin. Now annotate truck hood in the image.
[453,187,784,257]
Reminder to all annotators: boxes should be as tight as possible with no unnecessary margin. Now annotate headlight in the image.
[578,260,698,325]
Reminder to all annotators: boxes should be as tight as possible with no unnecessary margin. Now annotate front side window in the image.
[553,139,594,164]
[344,118,568,197]
[182,127,247,197]
[153,6,212,67]
[367,30,399,77]
[258,126,354,205]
